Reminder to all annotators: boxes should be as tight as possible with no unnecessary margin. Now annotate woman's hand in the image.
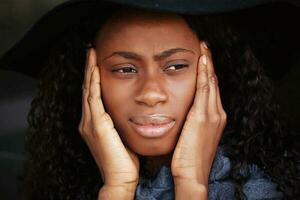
[171,42,227,198]
[78,48,139,199]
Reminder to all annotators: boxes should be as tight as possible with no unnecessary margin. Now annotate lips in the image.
[129,114,175,138]
[129,114,174,125]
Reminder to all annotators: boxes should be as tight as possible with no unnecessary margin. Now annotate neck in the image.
[139,153,172,178]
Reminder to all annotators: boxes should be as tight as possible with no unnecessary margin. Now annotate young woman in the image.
[4,1,298,200]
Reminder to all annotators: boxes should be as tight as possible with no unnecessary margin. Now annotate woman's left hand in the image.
[171,41,227,196]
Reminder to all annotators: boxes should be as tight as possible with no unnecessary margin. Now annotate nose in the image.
[134,73,168,107]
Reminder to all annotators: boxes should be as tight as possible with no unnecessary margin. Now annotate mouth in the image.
[129,114,176,138]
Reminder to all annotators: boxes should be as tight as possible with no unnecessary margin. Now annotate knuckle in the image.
[94,81,101,88]
[220,111,227,120]
[82,85,88,92]
[222,114,227,125]
[79,127,87,137]
[89,65,95,73]
[222,112,227,120]
[209,75,218,84]
[80,124,89,136]
[198,83,210,93]
[99,113,111,124]
[199,68,207,73]
[219,112,227,127]
[87,95,100,103]
[78,123,82,134]
[209,114,221,124]
[79,120,93,136]
[88,96,93,103]
[94,114,113,135]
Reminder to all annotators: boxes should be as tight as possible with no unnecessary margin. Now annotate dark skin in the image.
[96,11,200,157]
[78,9,227,200]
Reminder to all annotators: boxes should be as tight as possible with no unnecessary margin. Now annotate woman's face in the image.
[96,10,200,156]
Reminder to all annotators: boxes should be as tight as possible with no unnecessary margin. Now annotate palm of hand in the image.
[171,42,227,186]
[78,48,139,186]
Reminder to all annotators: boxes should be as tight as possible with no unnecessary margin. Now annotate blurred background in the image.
[0,0,299,200]
[0,1,65,199]
[0,0,64,56]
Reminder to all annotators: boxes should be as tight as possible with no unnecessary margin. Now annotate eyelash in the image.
[165,64,188,71]
[112,64,188,74]
[112,67,137,74]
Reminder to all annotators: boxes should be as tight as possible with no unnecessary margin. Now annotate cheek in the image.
[170,72,197,111]
[166,76,196,138]
[101,73,133,127]
[100,74,132,121]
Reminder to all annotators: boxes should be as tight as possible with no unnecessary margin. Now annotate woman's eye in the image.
[112,67,137,74]
[165,64,188,71]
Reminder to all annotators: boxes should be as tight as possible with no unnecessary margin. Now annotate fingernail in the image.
[202,41,208,49]
[201,55,207,65]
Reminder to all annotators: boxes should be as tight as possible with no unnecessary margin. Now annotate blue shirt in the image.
[134,145,283,200]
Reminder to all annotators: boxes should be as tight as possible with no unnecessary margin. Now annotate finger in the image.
[216,86,226,122]
[88,56,128,148]
[193,52,209,115]
[82,48,97,125]
[200,41,219,115]
[88,66,132,171]
[89,63,106,128]
[84,48,97,88]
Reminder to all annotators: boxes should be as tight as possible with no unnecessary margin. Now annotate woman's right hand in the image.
[78,48,139,199]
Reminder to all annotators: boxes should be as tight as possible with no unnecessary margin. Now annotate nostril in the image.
[135,91,168,107]
[134,76,168,106]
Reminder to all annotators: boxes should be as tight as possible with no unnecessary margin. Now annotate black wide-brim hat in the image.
[0,0,299,81]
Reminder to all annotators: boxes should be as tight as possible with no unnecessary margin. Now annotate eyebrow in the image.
[103,48,195,61]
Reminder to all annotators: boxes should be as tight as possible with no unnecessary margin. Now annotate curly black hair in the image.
[22,4,300,200]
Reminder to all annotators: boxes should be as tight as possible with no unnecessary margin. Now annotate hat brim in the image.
[0,0,299,81]
[107,0,299,14]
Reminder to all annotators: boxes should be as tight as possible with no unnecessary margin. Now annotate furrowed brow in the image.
[103,48,195,61]
[104,51,142,61]
[153,48,195,60]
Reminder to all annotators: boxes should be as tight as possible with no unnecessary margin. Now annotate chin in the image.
[127,139,177,156]
[118,123,181,156]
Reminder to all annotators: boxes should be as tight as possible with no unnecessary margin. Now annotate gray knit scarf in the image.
[134,145,283,200]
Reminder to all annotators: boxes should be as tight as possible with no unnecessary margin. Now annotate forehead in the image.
[96,9,199,49]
